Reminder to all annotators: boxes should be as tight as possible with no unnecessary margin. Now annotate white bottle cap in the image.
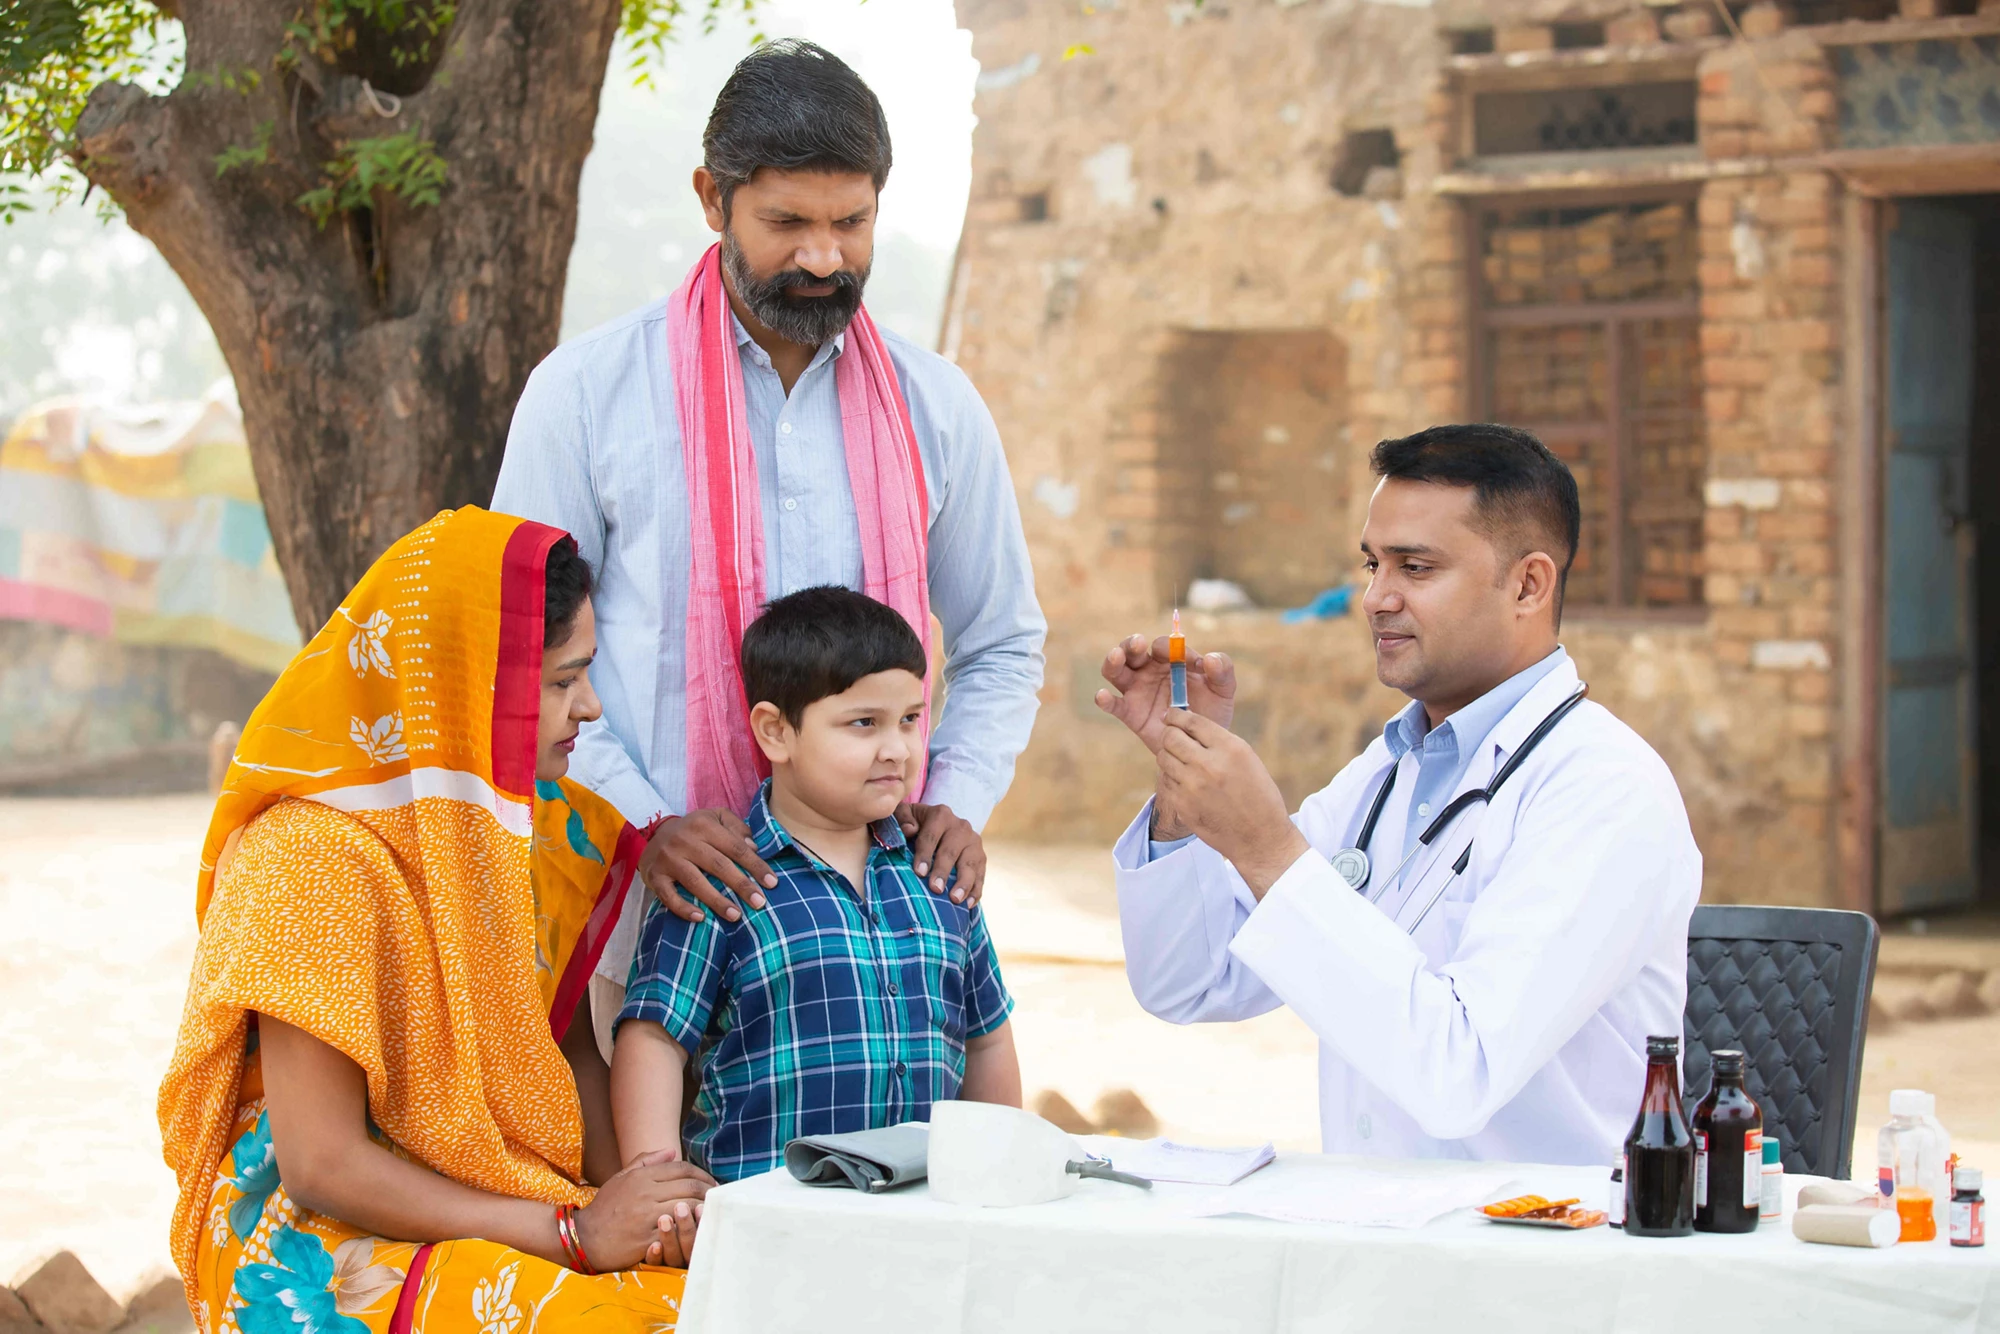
[1889,1089,1931,1117]
[1955,1166,1982,1192]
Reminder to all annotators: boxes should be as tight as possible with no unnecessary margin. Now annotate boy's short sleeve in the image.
[962,907,1014,1040]
[618,890,729,1054]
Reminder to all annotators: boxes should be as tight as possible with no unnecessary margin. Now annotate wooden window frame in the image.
[1466,189,1709,620]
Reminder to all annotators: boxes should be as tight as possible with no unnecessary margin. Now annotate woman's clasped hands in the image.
[575,1149,715,1270]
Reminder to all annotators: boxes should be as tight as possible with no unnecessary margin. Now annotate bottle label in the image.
[1762,1165,1783,1220]
[1694,1131,1708,1209]
[1880,1167,1896,1199]
[1610,1155,1625,1227]
[1951,1199,1984,1247]
[1744,1131,1762,1211]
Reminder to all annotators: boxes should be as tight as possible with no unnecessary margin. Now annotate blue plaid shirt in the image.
[618,780,1014,1182]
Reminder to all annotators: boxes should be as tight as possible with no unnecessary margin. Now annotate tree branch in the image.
[73,82,176,206]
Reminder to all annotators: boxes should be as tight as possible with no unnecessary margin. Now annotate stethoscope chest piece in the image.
[1329,847,1370,890]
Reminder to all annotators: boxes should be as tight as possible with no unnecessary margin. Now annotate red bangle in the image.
[555,1202,597,1275]
[554,1204,575,1271]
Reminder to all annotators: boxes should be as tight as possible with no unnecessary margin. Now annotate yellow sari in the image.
[158,508,682,1333]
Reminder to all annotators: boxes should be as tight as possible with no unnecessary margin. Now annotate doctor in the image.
[1097,424,1700,1166]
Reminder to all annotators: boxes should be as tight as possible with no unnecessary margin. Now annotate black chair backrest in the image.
[1682,905,1879,1181]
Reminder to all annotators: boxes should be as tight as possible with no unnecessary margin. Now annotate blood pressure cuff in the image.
[783,1124,931,1193]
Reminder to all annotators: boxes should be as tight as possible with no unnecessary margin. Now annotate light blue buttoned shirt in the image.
[492,300,1047,832]
[1378,647,1568,859]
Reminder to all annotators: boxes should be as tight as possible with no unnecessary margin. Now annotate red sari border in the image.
[386,1243,434,1334]
[547,819,656,1042]
[492,519,566,801]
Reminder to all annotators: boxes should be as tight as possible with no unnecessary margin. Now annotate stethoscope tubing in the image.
[1348,684,1591,919]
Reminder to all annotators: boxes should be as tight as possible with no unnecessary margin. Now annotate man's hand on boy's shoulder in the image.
[896,801,986,907]
[640,809,780,924]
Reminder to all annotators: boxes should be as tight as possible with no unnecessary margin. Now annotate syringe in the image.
[1169,608,1188,710]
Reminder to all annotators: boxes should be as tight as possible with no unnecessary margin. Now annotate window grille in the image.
[1475,197,1706,611]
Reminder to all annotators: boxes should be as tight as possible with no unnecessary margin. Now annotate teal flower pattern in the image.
[233,1225,370,1334]
[536,780,604,865]
[224,1111,281,1241]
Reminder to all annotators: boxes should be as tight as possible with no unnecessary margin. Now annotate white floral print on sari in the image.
[471,1263,521,1334]
[345,611,396,679]
[349,713,408,765]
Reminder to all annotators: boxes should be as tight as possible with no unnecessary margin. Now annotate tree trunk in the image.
[74,0,622,636]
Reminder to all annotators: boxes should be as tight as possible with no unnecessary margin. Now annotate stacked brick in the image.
[1696,158,1844,863]
[1698,35,1840,159]
[1482,201,1700,306]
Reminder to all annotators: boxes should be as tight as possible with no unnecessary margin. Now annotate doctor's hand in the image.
[1094,633,1236,754]
[1157,710,1309,899]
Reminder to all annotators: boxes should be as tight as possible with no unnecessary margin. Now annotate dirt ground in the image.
[3,795,1994,1301]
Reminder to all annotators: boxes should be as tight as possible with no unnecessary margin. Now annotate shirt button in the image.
[1417,803,1431,817]
[780,420,793,435]
[894,1062,908,1077]
[783,497,799,512]
[888,982,900,996]
[870,910,881,925]
[1358,1114,1373,1140]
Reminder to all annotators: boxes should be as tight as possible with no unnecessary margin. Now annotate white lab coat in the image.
[1114,656,1700,1166]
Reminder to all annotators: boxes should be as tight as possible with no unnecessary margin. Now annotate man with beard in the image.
[1095,425,1699,1167]
[494,39,1044,1061]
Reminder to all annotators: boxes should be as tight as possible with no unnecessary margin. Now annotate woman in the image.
[159,507,708,1334]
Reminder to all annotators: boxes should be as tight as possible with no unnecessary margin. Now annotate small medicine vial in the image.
[1951,1166,1985,1248]
[1760,1135,1784,1221]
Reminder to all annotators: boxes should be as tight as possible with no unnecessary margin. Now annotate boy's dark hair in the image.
[543,536,594,649]
[703,38,892,217]
[1370,423,1582,621]
[742,585,927,726]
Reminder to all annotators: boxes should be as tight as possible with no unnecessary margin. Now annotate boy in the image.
[609,586,1022,1182]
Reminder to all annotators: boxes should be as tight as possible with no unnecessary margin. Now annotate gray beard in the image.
[721,230,869,347]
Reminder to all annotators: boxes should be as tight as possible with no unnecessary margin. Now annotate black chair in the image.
[1681,905,1879,1180]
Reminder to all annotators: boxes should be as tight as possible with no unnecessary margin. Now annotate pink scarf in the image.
[669,243,932,816]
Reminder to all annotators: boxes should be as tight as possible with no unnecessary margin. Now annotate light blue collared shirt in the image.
[493,300,1047,831]
[1378,647,1568,859]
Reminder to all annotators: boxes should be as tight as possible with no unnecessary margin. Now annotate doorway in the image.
[1878,195,2000,915]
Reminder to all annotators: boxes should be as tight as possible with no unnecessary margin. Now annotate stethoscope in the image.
[1327,685,1591,925]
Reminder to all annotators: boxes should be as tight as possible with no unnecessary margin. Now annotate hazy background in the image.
[0,0,975,418]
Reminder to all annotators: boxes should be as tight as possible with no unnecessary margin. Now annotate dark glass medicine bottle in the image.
[1692,1049,1763,1233]
[1624,1034,1696,1237]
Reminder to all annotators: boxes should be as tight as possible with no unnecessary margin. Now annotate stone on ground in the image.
[1031,1090,1096,1134]
[1923,970,1984,1020]
[17,1254,122,1334]
[114,1277,191,1334]
[1093,1088,1161,1139]
[1,1285,39,1331]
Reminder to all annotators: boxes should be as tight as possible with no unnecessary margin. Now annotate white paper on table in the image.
[1184,1158,1518,1229]
[1099,1139,1277,1186]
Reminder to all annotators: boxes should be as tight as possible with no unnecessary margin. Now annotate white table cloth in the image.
[678,1152,2000,1334]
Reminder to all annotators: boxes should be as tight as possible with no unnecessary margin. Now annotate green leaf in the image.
[295,128,447,228]
[617,0,763,84]
[1,1,179,212]
[213,118,274,177]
